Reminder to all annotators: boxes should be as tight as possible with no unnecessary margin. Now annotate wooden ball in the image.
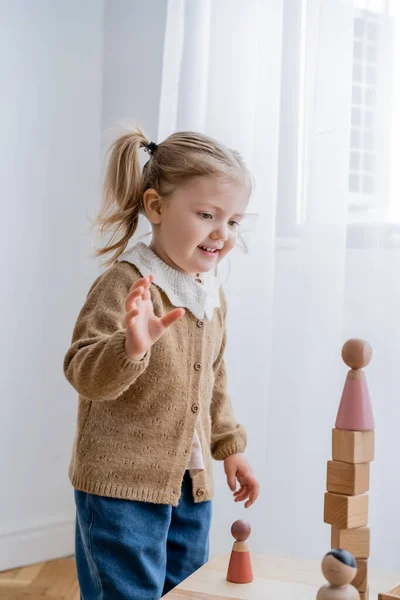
[321,549,357,587]
[342,339,372,370]
[231,520,251,542]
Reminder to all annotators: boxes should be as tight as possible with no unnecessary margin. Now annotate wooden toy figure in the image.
[226,520,253,584]
[317,549,359,599]
[335,339,375,431]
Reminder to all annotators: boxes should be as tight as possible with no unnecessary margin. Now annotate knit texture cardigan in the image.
[64,260,246,505]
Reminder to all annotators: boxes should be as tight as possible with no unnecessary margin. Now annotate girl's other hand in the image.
[224,454,260,509]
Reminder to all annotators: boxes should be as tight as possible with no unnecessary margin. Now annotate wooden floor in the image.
[0,557,79,600]
[2,554,399,600]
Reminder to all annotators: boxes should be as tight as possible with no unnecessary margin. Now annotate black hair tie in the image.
[145,141,158,156]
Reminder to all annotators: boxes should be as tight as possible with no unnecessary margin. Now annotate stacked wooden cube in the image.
[323,338,376,600]
[324,424,374,599]
[379,585,400,600]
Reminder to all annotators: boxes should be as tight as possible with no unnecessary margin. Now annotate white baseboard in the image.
[0,519,75,571]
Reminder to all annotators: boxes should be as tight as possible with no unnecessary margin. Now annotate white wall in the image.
[102,0,167,138]
[0,0,104,569]
[0,0,170,572]
[101,0,167,242]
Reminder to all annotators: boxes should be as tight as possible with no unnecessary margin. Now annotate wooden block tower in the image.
[323,339,375,600]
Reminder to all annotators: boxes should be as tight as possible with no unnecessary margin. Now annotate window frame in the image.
[276,0,397,247]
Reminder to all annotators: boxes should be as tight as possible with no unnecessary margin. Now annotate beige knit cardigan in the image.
[64,261,246,506]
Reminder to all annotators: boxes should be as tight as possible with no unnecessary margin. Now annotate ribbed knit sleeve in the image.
[63,262,150,401]
[210,294,247,460]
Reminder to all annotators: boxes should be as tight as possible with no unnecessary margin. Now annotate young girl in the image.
[64,127,259,600]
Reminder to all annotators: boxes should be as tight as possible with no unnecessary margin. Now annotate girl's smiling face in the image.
[144,175,250,275]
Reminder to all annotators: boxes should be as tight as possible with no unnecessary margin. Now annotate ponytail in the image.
[95,126,150,265]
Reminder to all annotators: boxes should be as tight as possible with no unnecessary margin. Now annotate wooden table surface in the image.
[164,553,400,599]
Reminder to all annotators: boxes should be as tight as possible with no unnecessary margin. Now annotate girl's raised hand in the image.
[124,275,185,361]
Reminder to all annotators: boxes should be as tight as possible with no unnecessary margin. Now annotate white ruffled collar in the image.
[117,242,220,320]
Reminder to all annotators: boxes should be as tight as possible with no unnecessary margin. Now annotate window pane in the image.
[366,44,377,62]
[362,175,374,194]
[367,22,378,42]
[363,132,374,150]
[353,62,363,83]
[354,18,366,39]
[364,110,373,127]
[351,129,361,148]
[352,86,362,104]
[365,88,377,106]
[366,66,377,85]
[363,153,375,171]
[351,108,362,126]
[354,40,363,61]
[349,173,360,192]
[350,151,360,170]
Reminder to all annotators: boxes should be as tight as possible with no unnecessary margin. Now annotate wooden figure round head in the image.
[342,339,372,370]
[231,520,251,542]
[321,549,357,587]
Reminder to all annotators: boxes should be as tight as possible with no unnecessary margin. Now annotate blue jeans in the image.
[74,472,212,599]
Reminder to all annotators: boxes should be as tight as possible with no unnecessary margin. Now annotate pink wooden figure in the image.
[335,339,375,431]
[226,520,253,584]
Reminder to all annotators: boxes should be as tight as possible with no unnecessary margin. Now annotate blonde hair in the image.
[95,125,253,265]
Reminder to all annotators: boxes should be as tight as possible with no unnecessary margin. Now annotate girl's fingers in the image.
[241,484,259,508]
[142,275,154,301]
[129,275,153,291]
[129,277,148,292]
[235,495,249,504]
[234,486,249,502]
[227,473,237,492]
[127,286,144,301]
[246,488,259,508]
[125,287,144,311]
[127,275,154,306]
[125,308,139,325]
[160,308,185,329]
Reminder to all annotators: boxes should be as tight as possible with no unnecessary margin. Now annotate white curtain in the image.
[158,0,400,570]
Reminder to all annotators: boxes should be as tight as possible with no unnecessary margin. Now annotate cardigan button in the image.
[191,404,199,413]
[194,362,202,371]
[197,319,204,328]
[196,488,205,497]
